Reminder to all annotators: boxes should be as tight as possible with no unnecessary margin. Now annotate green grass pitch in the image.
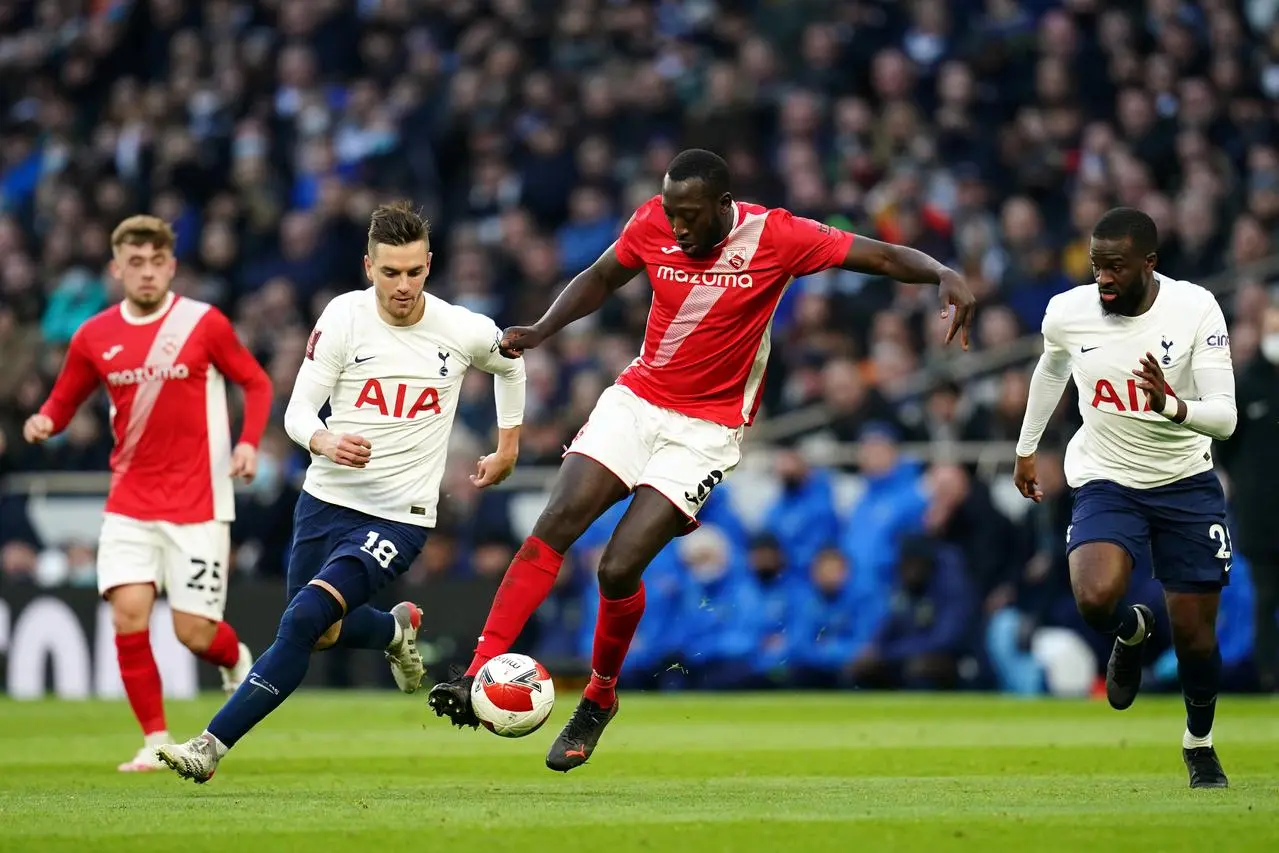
[1,691,1277,852]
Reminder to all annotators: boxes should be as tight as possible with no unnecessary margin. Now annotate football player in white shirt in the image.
[1014,208,1236,789]
[157,202,526,783]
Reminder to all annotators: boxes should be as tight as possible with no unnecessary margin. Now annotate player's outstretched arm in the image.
[499,244,642,357]
[25,333,99,443]
[838,236,976,348]
[1014,309,1073,502]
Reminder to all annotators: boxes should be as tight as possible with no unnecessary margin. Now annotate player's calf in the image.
[1068,542,1150,709]
[1167,588,1224,776]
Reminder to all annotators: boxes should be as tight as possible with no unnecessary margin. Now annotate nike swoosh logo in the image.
[1080,346,1099,353]
[660,246,681,254]
[354,355,375,364]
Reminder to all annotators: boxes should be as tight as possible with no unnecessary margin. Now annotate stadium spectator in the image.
[761,448,840,578]
[837,421,928,598]
[1217,302,1279,692]
[846,535,976,690]
[787,547,884,688]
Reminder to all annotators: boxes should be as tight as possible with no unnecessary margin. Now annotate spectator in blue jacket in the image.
[763,446,840,578]
[664,525,765,690]
[745,534,800,685]
[839,421,928,599]
[847,536,976,690]
[788,548,885,688]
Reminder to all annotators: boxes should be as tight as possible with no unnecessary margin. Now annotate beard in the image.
[1099,286,1145,316]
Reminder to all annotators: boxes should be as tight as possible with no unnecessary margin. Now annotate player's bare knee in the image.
[171,612,216,653]
[313,621,342,651]
[1070,569,1125,622]
[595,554,641,599]
[107,585,154,634]
[1069,546,1128,621]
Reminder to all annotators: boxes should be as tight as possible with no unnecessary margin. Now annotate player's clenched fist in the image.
[22,413,54,443]
[1013,453,1042,503]
[311,429,373,468]
[498,325,545,359]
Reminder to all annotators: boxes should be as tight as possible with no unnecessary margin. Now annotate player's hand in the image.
[470,450,517,488]
[498,325,545,359]
[229,442,258,483]
[938,269,976,350]
[1133,352,1170,415]
[22,413,54,444]
[315,431,372,468]
[1013,453,1042,503]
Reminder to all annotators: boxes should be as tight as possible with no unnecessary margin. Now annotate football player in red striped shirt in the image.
[24,215,272,771]
[429,149,976,770]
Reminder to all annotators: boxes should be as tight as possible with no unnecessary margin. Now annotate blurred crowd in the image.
[3,0,1279,692]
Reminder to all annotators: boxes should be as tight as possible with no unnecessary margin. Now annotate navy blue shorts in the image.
[286,491,428,601]
[1067,471,1232,593]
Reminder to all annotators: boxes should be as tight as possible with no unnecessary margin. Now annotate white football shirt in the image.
[284,289,526,526]
[1017,274,1234,489]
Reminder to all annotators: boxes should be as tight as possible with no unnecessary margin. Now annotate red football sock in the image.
[115,630,167,735]
[466,536,563,676]
[198,621,241,669]
[583,583,646,709]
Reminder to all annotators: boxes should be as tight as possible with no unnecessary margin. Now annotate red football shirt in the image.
[39,293,272,524]
[613,196,854,427]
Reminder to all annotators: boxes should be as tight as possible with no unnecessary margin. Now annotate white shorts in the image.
[566,384,744,527]
[97,513,231,621]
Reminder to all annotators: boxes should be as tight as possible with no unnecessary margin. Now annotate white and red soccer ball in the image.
[470,653,555,737]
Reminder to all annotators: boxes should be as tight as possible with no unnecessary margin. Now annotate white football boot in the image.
[220,642,253,693]
[385,602,425,693]
[157,735,220,784]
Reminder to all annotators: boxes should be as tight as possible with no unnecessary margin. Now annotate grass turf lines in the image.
[1,692,1276,852]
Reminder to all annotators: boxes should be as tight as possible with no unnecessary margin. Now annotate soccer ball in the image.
[470,653,555,738]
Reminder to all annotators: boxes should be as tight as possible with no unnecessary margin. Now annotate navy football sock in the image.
[1085,602,1141,641]
[335,605,396,650]
[1179,646,1221,739]
[207,585,342,748]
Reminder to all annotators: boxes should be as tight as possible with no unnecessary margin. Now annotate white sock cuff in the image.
[1183,728,1213,749]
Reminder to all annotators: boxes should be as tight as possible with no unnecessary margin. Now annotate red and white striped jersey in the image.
[613,196,855,427]
[39,293,272,524]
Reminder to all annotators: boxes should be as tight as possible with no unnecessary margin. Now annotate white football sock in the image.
[1183,728,1213,750]
[203,731,230,759]
[144,730,171,749]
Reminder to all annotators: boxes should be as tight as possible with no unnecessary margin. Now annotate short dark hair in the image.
[666,148,731,197]
[368,200,430,253]
[1092,207,1158,255]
